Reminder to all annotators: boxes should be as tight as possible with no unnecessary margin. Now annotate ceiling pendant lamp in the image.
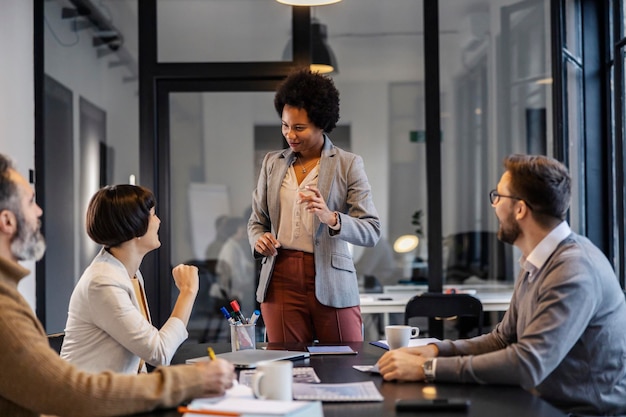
[310,20,338,74]
[283,19,338,74]
[276,0,342,5]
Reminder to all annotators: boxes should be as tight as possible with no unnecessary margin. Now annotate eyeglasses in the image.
[489,189,534,211]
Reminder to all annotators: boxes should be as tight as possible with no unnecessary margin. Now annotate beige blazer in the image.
[248,136,381,308]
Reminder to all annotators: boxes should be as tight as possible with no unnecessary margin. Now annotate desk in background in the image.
[360,284,514,328]
[137,341,568,417]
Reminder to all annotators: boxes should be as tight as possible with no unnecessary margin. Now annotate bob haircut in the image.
[86,185,155,248]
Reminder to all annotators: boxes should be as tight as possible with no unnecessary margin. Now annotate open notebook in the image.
[186,349,310,368]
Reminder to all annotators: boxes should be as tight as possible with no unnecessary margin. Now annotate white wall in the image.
[0,0,36,310]
[44,0,140,277]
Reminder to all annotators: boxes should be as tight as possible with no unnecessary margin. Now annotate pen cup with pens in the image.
[225,301,259,352]
[231,322,256,351]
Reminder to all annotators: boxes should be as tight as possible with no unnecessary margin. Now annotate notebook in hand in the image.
[186,349,310,368]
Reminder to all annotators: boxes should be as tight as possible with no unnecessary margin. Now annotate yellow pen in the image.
[207,346,217,361]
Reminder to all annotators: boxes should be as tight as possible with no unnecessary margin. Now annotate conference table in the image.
[131,341,568,417]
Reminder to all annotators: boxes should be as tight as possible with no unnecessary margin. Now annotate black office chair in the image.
[404,293,483,340]
[181,259,229,343]
[47,332,65,354]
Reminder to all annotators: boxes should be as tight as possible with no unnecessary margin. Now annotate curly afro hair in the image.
[274,68,340,133]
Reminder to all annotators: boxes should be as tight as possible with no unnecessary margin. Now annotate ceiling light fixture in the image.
[283,18,338,74]
[276,0,342,5]
[310,20,338,74]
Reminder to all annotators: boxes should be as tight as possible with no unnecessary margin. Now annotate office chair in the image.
[404,293,483,340]
[47,332,65,354]
[182,259,229,343]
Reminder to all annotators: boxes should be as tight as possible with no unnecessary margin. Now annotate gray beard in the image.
[11,212,46,261]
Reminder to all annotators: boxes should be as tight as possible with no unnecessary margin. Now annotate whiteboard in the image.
[188,183,230,260]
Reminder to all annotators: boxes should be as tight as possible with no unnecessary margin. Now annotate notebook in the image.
[186,349,310,368]
[306,345,357,355]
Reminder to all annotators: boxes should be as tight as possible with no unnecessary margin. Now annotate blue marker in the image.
[249,310,261,325]
[220,306,236,325]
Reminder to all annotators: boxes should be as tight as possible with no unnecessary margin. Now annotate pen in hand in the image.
[204,346,239,387]
[207,346,216,361]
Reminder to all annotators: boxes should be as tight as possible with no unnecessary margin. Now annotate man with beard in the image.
[377,154,626,416]
[0,154,235,417]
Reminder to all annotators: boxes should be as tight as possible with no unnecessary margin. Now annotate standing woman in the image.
[61,185,198,373]
[248,69,381,343]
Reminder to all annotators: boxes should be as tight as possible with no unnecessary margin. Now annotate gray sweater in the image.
[434,233,626,416]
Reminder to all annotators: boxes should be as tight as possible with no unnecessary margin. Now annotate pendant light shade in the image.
[310,20,338,74]
[283,19,338,74]
[276,0,341,5]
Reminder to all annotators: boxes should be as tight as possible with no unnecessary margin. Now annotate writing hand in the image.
[195,358,237,396]
[298,185,338,227]
[254,232,281,257]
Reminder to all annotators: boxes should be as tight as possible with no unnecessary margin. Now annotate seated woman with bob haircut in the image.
[61,184,199,373]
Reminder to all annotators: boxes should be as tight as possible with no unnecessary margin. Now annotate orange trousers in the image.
[261,249,362,343]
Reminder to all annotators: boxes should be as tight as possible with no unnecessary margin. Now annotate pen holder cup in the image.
[230,323,256,351]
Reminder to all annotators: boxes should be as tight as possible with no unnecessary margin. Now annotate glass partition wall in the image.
[439,0,552,287]
[38,0,565,338]
[164,0,556,341]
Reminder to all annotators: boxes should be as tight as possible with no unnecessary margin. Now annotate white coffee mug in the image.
[252,360,293,401]
[385,325,420,349]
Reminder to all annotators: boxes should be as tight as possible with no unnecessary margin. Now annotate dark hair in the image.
[0,154,19,214]
[274,68,340,133]
[503,154,571,225]
[86,185,156,248]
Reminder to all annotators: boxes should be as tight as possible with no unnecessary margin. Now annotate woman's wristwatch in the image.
[422,358,436,382]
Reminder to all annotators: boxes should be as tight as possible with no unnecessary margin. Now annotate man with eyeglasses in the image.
[377,154,626,416]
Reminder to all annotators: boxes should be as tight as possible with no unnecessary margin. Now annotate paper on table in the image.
[370,337,440,350]
[352,364,379,373]
[292,381,383,402]
[184,397,318,416]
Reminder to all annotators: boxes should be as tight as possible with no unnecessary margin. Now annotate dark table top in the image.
[133,341,567,417]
